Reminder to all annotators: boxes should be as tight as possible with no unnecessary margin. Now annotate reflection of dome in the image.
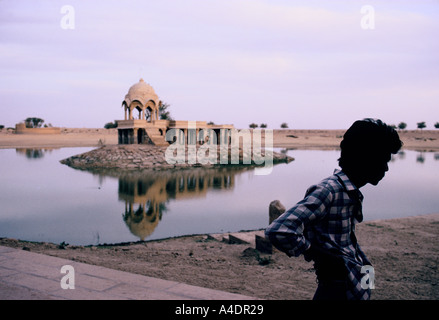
[123,202,161,241]
[123,78,159,107]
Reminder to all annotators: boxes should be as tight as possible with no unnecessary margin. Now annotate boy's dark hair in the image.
[338,118,403,172]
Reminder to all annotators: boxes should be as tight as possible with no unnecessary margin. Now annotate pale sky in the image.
[1,0,438,130]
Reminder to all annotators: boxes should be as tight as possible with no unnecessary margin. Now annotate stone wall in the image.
[15,123,61,134]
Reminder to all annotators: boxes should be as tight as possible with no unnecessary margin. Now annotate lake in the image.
[0,147,438,246]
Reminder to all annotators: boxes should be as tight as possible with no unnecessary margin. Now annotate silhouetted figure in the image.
[265,119,403,300]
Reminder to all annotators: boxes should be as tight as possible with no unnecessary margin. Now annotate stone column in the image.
[133,128,138,144]
[254,200,287,254]
[183,129,188,145]
[269,200,286,224]
[128,129,133,144]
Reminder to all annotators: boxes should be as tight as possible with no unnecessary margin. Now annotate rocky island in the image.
[60,144,294,171]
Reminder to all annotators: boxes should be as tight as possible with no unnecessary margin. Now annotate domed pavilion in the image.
[122,78,160,122]
[116,79,234,146]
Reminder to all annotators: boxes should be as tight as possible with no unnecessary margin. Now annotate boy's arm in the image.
[265,184,332,257]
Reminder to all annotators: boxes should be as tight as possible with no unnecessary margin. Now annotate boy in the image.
[265,119,403,300]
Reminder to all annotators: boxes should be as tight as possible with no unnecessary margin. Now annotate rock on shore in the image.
[60,144,294,170]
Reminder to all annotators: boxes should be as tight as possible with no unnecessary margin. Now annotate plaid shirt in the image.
[265,169,371,300]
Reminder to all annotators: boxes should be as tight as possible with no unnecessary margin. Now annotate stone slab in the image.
[0,246,257,300]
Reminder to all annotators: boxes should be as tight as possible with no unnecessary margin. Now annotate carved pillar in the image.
[133,129,138,144]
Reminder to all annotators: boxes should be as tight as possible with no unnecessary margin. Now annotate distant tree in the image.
[260,123,267,128]
[398,122,407,130]
[104,121,117,129]
[24,117,44,128]
[207,121,215,125]
[417,121,426,130]
[249,123,258,129]
[0,125,4,130]
[434,122,439,129]
[159,101,173,120]
[389,124,397,130]
[280,122,288,129]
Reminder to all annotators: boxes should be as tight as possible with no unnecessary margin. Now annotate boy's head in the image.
[339,119,403,186]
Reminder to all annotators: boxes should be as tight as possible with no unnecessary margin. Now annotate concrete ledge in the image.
[0,246,257,300]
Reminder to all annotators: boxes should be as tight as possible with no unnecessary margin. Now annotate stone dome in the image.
[123,78,159,107]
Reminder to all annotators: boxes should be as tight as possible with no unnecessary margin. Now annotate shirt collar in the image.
[333,169,364,201]
[334,169,364,223]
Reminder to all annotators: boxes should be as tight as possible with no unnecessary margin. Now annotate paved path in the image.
[0,246,256,300]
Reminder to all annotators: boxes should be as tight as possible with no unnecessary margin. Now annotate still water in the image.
[0,147,438,246]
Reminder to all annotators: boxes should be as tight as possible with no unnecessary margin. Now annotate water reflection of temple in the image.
[117,167,245,240]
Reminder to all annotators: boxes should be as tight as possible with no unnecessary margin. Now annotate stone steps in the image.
[206,200,286,255]
[207,230,274,254]
[145,128,169,146]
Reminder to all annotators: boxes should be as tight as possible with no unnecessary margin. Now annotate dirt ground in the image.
[0,128,438,300]
[1,213,438,300]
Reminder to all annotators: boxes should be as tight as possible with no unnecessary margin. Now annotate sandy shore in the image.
[0,128,118,149]
[1,128,439,151]
[273,129,439,151]
[0,128,438,300]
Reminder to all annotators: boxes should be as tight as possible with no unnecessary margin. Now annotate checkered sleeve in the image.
[265,183,333,257]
